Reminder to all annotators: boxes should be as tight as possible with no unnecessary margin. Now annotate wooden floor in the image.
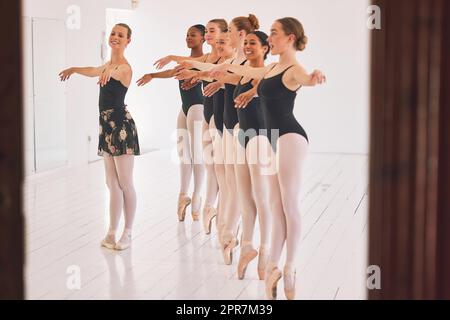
[24,150,368,300]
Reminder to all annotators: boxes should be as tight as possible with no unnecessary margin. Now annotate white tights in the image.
[176,105,205,211]
[103,154,137,240]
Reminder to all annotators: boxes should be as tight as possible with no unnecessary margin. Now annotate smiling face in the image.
[244,33,268,62]
[215,32,233,58]
[109,25,130,51]
[205,22,222,46]
[186,26,204,49]
[268,21,294,55]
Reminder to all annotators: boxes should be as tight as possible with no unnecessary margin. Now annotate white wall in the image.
[127,0,370,154]
[23,0,370,174]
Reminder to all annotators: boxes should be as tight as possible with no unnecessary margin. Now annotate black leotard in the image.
[234,77,265,149]
[99,77,127,111]
[223,60,246,133]
[212,83,225,135]
[98,77,140,156]
[178,77,204,116]
[203,57,221,124]
[257,65,308,151]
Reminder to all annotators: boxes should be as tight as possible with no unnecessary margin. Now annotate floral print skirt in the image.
[98,106,140,157]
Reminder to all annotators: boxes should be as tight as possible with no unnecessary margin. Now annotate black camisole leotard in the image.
[223,60,246,133]
[234,77,265,149]
[202,57,221,125]
[257,65,308,151]
[178,76,204,116]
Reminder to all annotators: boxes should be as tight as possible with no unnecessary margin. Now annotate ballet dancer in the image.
[59,23,140,251]
[175,15,261,265]
[209,17,326,299]
[233,31,272,280]
[136,24,206,222]
[154,19,227,234]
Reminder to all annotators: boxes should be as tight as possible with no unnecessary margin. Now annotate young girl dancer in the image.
[233,31,272,281]
[136,25,206,222]
[175,15,261,265]
[59,23,140,251]
[209,17,326,300]
[153,20,226,233]
[181,30,235,248]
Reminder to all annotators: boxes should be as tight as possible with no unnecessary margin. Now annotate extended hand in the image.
[203,81,222,97]
[174,61,193,73]
[136,74,153,86]
[234,90,255,108]
[153,56,172,70]
[58,68,74,81]
[97,68,112,87]
[311,70,326,85]
[181,79,199,90]
[175,69,196,80]
[209,64,228,79]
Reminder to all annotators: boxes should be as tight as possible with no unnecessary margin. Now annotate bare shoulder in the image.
[120,63,132,73]
[284,64,308,81]
[283,64,307,90]
[289,64,307,75]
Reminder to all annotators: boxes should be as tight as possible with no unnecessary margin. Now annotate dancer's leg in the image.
[276,134,308,297]
[222,125,241,243]
[235,142,256,250]
[247,136,272,279]
[177,109,192,195]
[113,154,137,249]
[210,116,227,242]
[186,104,205,214]
[102,154,123,246]
[202,119,219,208]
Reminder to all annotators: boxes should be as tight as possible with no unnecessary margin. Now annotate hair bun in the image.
[248,14,260,30]
[297,35,307,51]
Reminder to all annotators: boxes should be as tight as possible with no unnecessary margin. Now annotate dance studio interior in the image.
[1,0,450,302]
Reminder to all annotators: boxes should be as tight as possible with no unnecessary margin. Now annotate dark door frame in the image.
[1,0,449,300]
[0,0,24,299]
[369,0,450,299]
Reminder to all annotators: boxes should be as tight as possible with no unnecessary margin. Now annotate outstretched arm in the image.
[59,65,104,81]
[175,69,214,83]
[136,69,177,86]
[288,65,326,87]
[154,54,208,69]
[175,59,240,84]
[209,63,277,80]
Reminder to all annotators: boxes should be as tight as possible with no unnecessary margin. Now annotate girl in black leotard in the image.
[151,20,226,231]
[59,23,140,251]
[209,17,326,300]
[232,31,272,281]
[175,14,261,265]
[136,25,206,223]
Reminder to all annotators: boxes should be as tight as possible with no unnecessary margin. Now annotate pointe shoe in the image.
[191,196,202,221]
[177,194,191,222]
[237,248,258,280]
[115,232,132,251]
[222,237,239,265]
[284,266,297,300]
[101,233,116,249]
[265,267,282,300]
[101,237,116,249]
[203,206,217,234]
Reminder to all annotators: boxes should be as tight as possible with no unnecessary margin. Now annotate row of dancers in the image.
[59,14,326,300]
